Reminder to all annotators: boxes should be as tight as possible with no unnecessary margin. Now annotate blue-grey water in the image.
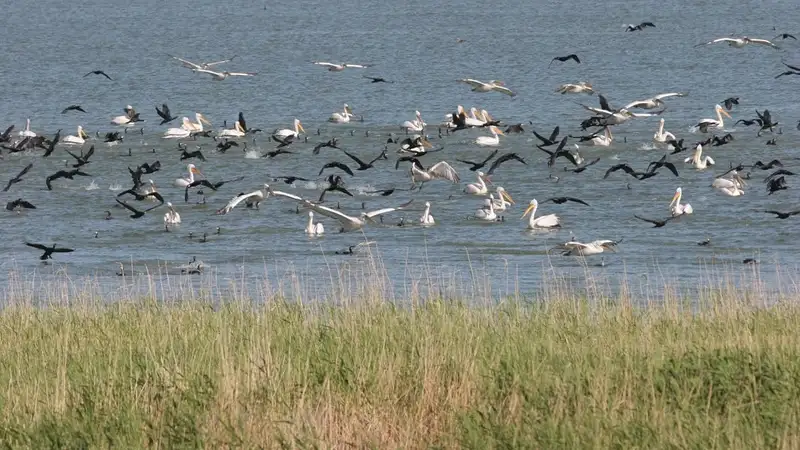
[1,0,799,301]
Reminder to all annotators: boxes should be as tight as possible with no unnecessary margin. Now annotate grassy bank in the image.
[1,290,800,449]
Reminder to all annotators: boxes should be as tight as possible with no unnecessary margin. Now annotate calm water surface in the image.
[1,0,800,300]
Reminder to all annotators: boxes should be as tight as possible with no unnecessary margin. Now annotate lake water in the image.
[1,0,800,302]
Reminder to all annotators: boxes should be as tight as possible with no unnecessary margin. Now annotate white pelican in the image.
[457,79,516,97]
[329,104,354,123]
[402,111,426,132]
[164,202,181,224]
[475,125,504,147]
[581,106,659,125]
[163,114,210,139]
[409,159,460,185]
[555,82,594,95]
[590,127,613,146]
[669,187,693,216]
[18,118,36,137]
[475,197,497,221]
[183,113,210,132]
[274,118,305,139]
[698,36,780,49]
[522,199,561,229]
[712,172,746,197]
[193,69,257,80]
[696,105,731,132]
[420,202,435,226]
[218,121,245,138]
[174,164,202,188]
[653,118,676,143]
[299,199,412,232]
[557,240,618,256]
[491,187,514,212]
[464,171,490,195]
[397,136,433,155]
[306,211,324,235]
[217,185,270,214]
[170,54,237,70]
[684,144,715,169]
[111,105,138,126]
[624,92,687,110]
[312,61,370,71]
[63,126,89,145]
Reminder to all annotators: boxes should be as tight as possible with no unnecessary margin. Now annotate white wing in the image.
[342,64,369,69]
[747,38,779,48]
[458,78,488,88]
[194,68,223,78]
[265,187,304,202]
[712,178,736,189]
[226,72,257,77]
[219,191,263,214]
[628,110,664,117]
[364,200,414,219]
[706,156,715,165]
[427,161,460,183]
[653,92,687,100]
[534,214,561,228]
[313,61,339,68]
[203,56,236,67]
[491,85,516,97]
[622,100,649,109]
[582,105,615,116]
[170,55,202,70]
[706,38,739,45]
[304,201,357,224]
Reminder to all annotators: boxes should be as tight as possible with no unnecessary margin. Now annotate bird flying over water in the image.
[313,61,370,71]
[84,70,113,80]
[61,105,86,114]
[25,242,74,260]
[3,163,33,192]
[696,36,780,49]
[457,79,516,96]
[625,22,655,32]
[549,54,581,67]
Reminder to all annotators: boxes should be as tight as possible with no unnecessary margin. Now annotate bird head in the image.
[522,199,538,218]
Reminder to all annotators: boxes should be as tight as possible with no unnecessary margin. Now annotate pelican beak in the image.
[199,114,211,126]
[604,243,617,253]
[422,138,433,148]
[670,191,679,207]
[522,203,534,218]
[191,167,202,175]
[345,106,353,115]
[298,122,305,133]
[501,190,514,204]
[721,110,732,118]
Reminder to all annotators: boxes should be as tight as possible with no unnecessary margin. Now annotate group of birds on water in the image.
[4,27,800,270]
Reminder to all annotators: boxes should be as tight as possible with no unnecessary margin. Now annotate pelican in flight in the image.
[475,126,505,147]
[464,171,490,195]
[402,111,426,132]
[653,118,675,143]
[164,202,181,224]
[491,187,514,212]
[217,185,270,214]
[170,54,237,70]
[522,199,561,229]
[329,104,354,123]
[475,197,498,221]
[18,118,36,137]
[111,105,139,126]
[306,212,324,235]
[696,105,731,132]
[712,171,746,197]
[557,240,618,256]
[697,36,780,49]
[299,198,412,232]
[312,61,370,71]
[408,159,460,186]
[669,187,693,216]
[684,144,715,169]
[274,119,305,139]
[193,69,256,81]
[590,127,613,146]
[457,79,516,97]
[174,164,202,187]
[218,121,246,138]
[624,92,687,110]
[420,202,435,226]
[555,82,594,95]
[582,105,661,125]
[63,126,89,145]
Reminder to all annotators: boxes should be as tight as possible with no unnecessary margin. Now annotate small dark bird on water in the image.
[25,242,74,260]
[216,140,239,152]
[3,163,33,192]
[61,105,86,114]
[83,70,113,80]
[625,22,655,32]
[549,54,581,67]
[634,215,675,228]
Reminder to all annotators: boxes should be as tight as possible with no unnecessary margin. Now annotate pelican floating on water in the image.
[164,202,181,224]
[329,104,354,123]
[696,105,731,132]
[684,144,715,169]
[274,118,305,139]
[522,199,561,229]
[457,79,516,97]
[590,127,613,146]
[653,118,675,143]
[669,187,693,216]
[218,121,246,138]
[174,164,202,188]
[306,211,324,235]
[402,111,426,132]
[464,171,490,195]
[491,187,514,212]
[63,126,89,145]
[475,126,504,147]
[163,114,210,139]
[420,202,435,225]
[18,118,36,137]
[111,105,139,126]
[712,171,746,196]
[475,197,497,221]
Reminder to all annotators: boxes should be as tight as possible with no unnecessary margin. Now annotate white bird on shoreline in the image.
[457,78,516,97]
[669,187,693,216]
[522,199,560,229]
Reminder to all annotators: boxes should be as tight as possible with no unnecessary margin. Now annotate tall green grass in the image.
[1,259,799,448]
